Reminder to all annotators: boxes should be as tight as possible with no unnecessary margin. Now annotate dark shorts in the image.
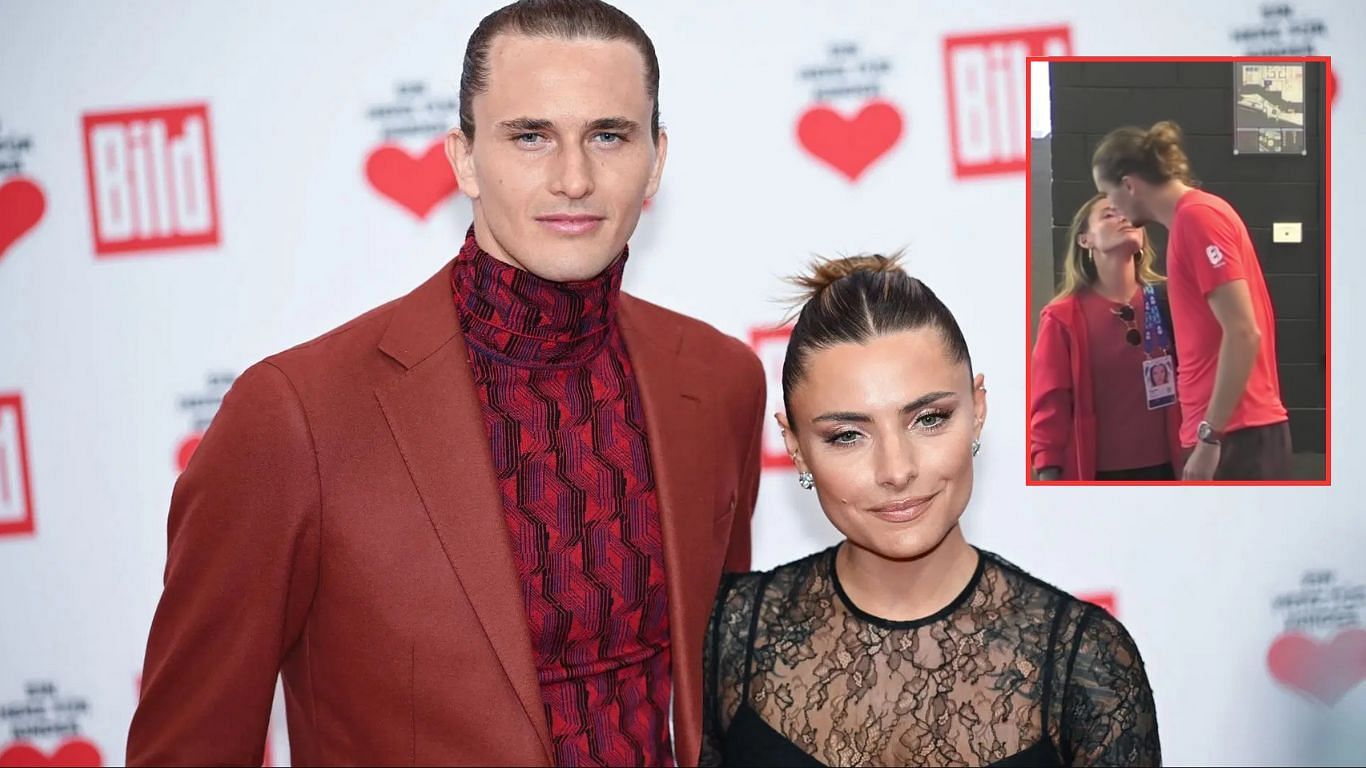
[1183,420,1294,480]
[1096,463,1176,481]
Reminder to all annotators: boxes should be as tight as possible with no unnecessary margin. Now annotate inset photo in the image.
[1026,57,1330,484]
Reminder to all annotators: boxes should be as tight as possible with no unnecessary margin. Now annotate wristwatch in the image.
[1197,420,1225,445]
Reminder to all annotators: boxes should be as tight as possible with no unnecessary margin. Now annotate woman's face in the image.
[778,329,986,562]
[1153,363,1169,385]
[1079,199,1144,259]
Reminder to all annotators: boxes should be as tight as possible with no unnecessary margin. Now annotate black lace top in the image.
[701,546,1160,767]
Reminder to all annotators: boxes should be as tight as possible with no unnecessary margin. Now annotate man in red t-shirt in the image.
[1092,121,1291,480]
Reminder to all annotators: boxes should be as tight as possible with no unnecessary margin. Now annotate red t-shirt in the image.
[1166,188,1287,446]
[1079,287,1173,471]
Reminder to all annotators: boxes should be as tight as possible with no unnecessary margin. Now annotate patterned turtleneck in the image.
[451,228,674,767]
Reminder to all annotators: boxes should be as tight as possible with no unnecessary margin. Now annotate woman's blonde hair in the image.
[1055,193,1165,299]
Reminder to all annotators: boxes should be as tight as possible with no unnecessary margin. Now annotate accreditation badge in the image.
[1143,354,1176,410]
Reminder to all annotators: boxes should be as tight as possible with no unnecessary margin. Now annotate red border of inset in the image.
[944,25,1073,179]
[0,392,36,536]
[82,102,221,257]
[1024,55,1332,487]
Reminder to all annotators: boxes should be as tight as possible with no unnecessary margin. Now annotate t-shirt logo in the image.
[1206,244,1226,268]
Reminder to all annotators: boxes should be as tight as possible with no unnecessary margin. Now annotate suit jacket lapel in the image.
[374,262,553,763]
[619,296,717,767]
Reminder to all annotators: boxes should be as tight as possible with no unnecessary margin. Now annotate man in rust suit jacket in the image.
[127,1,765,765]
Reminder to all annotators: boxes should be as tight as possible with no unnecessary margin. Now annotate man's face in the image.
[1093,168,1151,227]
[448,34,666,282]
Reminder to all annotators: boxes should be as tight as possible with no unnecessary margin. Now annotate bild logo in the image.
[82,103,220,256]
[0,393,35,538]
[943,25,1071,178]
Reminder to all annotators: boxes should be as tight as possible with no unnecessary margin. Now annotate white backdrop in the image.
[0,1,1360,765]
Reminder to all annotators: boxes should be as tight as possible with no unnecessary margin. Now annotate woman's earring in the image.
[798,472,815,490]
[971,439,981,457]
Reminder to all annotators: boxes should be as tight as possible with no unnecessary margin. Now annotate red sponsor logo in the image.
[0,739,101,767]
[0,394,35,537]
[749,326,794,470]
[1077,591,1117,617]
[943,25,1071,178]
[175,433,203,474]
[0,177,45,261]
[82,103,220,256]
[0,682,99,765]
[797,100,904,182]
[364,139,459,219]
[1267,628,1366,706]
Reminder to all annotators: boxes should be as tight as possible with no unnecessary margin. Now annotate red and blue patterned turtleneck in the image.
[451,229,673,767]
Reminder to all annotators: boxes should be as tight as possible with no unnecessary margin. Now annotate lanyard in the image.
[1141,284,1170,358]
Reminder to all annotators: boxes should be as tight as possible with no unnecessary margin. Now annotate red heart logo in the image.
[796,100,904,182]
[1267,629,1366,706]
[0,738,103,766]
[364,140,458,219]
[176,432,203,473]
[0,177,46,260]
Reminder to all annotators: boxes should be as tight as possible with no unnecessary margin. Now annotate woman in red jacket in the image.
[1031,193,1184,481]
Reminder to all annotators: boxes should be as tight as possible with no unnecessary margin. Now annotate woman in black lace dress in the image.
[701,255,1160,767]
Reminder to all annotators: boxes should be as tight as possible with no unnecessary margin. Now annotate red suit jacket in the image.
[127,260,765,766]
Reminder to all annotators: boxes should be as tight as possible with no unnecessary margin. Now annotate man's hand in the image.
[1183,441,1221,481]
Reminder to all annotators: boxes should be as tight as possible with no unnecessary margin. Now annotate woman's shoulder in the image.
[714,546,835,619]
[718,546,832,598]
[1041,291,1085,320]
[978,549,1131,632]
[980,550,1148,670]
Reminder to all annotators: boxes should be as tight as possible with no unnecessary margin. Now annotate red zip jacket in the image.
[1030,292,1184,480]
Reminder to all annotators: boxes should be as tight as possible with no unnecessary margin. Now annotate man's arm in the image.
[127,361,321,766]
[1176,203,1260,434]
[724,350,766,573]
[1201,279,1262,433]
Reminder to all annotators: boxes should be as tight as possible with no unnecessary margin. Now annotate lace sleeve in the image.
[701,572,759,767]
[1062,606,1161,767]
